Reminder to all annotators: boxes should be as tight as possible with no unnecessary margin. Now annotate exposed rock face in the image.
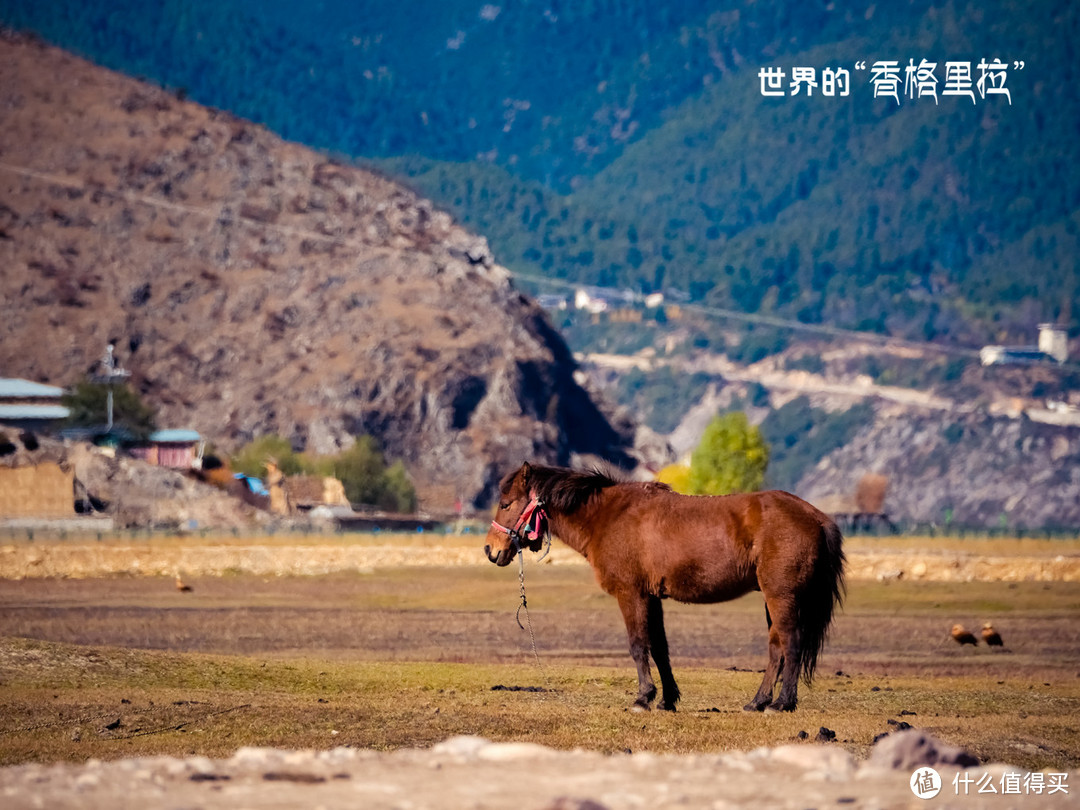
[0,33,633,509]
[799,406,1080,529]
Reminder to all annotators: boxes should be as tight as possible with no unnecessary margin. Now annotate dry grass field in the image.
[0,533,1078,772]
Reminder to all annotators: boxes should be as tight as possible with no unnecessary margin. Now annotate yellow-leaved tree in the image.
[687,412,769,495]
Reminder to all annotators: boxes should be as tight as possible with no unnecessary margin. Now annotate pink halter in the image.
[491,493,549,551]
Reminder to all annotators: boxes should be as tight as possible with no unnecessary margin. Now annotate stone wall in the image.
[0,463,73,518]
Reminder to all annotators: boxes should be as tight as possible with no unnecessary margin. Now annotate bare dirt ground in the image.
[1,535,1078,808]
[1,568,1078,679]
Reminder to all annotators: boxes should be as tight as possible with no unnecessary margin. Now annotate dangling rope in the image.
[516,550,548,683]
[491,493,551,684]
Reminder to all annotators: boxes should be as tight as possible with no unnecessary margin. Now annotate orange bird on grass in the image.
[981,622,1004,647]
[950,624,978,646]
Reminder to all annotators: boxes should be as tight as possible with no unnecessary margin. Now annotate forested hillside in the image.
[386,3,1080,346]
[2,0,1077,347]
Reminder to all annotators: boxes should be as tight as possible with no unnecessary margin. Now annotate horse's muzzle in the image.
[484,544,515,567]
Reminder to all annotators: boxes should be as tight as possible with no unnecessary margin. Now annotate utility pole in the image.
[90,343,130,433]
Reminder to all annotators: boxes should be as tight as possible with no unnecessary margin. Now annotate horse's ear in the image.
[520,461,532,484]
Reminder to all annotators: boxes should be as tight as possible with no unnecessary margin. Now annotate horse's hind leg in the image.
[769,617,802,712]
[744,605,783,712]
[646,595,680,711]
[616,591,657,711]
[757,597,802,712]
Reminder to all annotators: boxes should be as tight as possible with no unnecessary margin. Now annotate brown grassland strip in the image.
[0,538,1078,772]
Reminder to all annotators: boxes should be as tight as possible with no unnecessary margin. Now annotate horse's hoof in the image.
[656,700,677,712]
[766,700,796,713]
[743,702,767,712]
[630,703,651,713]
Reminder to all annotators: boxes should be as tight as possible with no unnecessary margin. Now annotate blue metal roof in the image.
[148,429,202,443]
[0,404,70,420]
[0,378,65,399]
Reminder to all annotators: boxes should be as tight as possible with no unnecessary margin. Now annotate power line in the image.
[0,160,394,255]
[681,300,982,359]
[512,271,1080,370]
[512,270,980,356]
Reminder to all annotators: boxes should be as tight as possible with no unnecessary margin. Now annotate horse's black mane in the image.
[499,464,620,514]
[500,463,673,513]
[532,465,620,513]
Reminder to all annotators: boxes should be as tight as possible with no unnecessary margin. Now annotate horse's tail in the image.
[798,518,846,685]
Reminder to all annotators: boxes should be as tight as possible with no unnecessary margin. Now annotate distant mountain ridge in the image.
[390,2,1079,350]
[2,0,1075,350]
[0,32,634,509]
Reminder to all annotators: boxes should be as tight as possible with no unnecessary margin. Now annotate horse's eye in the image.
[499,501,511,510]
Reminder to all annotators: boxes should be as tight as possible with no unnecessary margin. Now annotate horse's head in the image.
[484,462,547,566]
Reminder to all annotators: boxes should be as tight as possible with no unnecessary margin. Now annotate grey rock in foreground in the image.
[868,728,980,771]
[1,734,1074,810]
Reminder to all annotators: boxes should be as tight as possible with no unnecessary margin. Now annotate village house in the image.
[128,429,204,469]
[0,378,70,433]
[980,323,1069,366]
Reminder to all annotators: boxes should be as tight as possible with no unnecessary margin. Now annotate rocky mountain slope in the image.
[755,346,1080,530]
[584,341,1080,530]
[0,32,633,510]
[796,404,1080,531]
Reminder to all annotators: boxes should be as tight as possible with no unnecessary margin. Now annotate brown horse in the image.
[484,463,845,713]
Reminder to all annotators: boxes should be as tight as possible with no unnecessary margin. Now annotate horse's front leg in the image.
[647,595,680,711]
[616,590,656,711]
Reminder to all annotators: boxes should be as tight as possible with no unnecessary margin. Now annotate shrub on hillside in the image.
[62,378,156,441]
[230,434,418,513]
